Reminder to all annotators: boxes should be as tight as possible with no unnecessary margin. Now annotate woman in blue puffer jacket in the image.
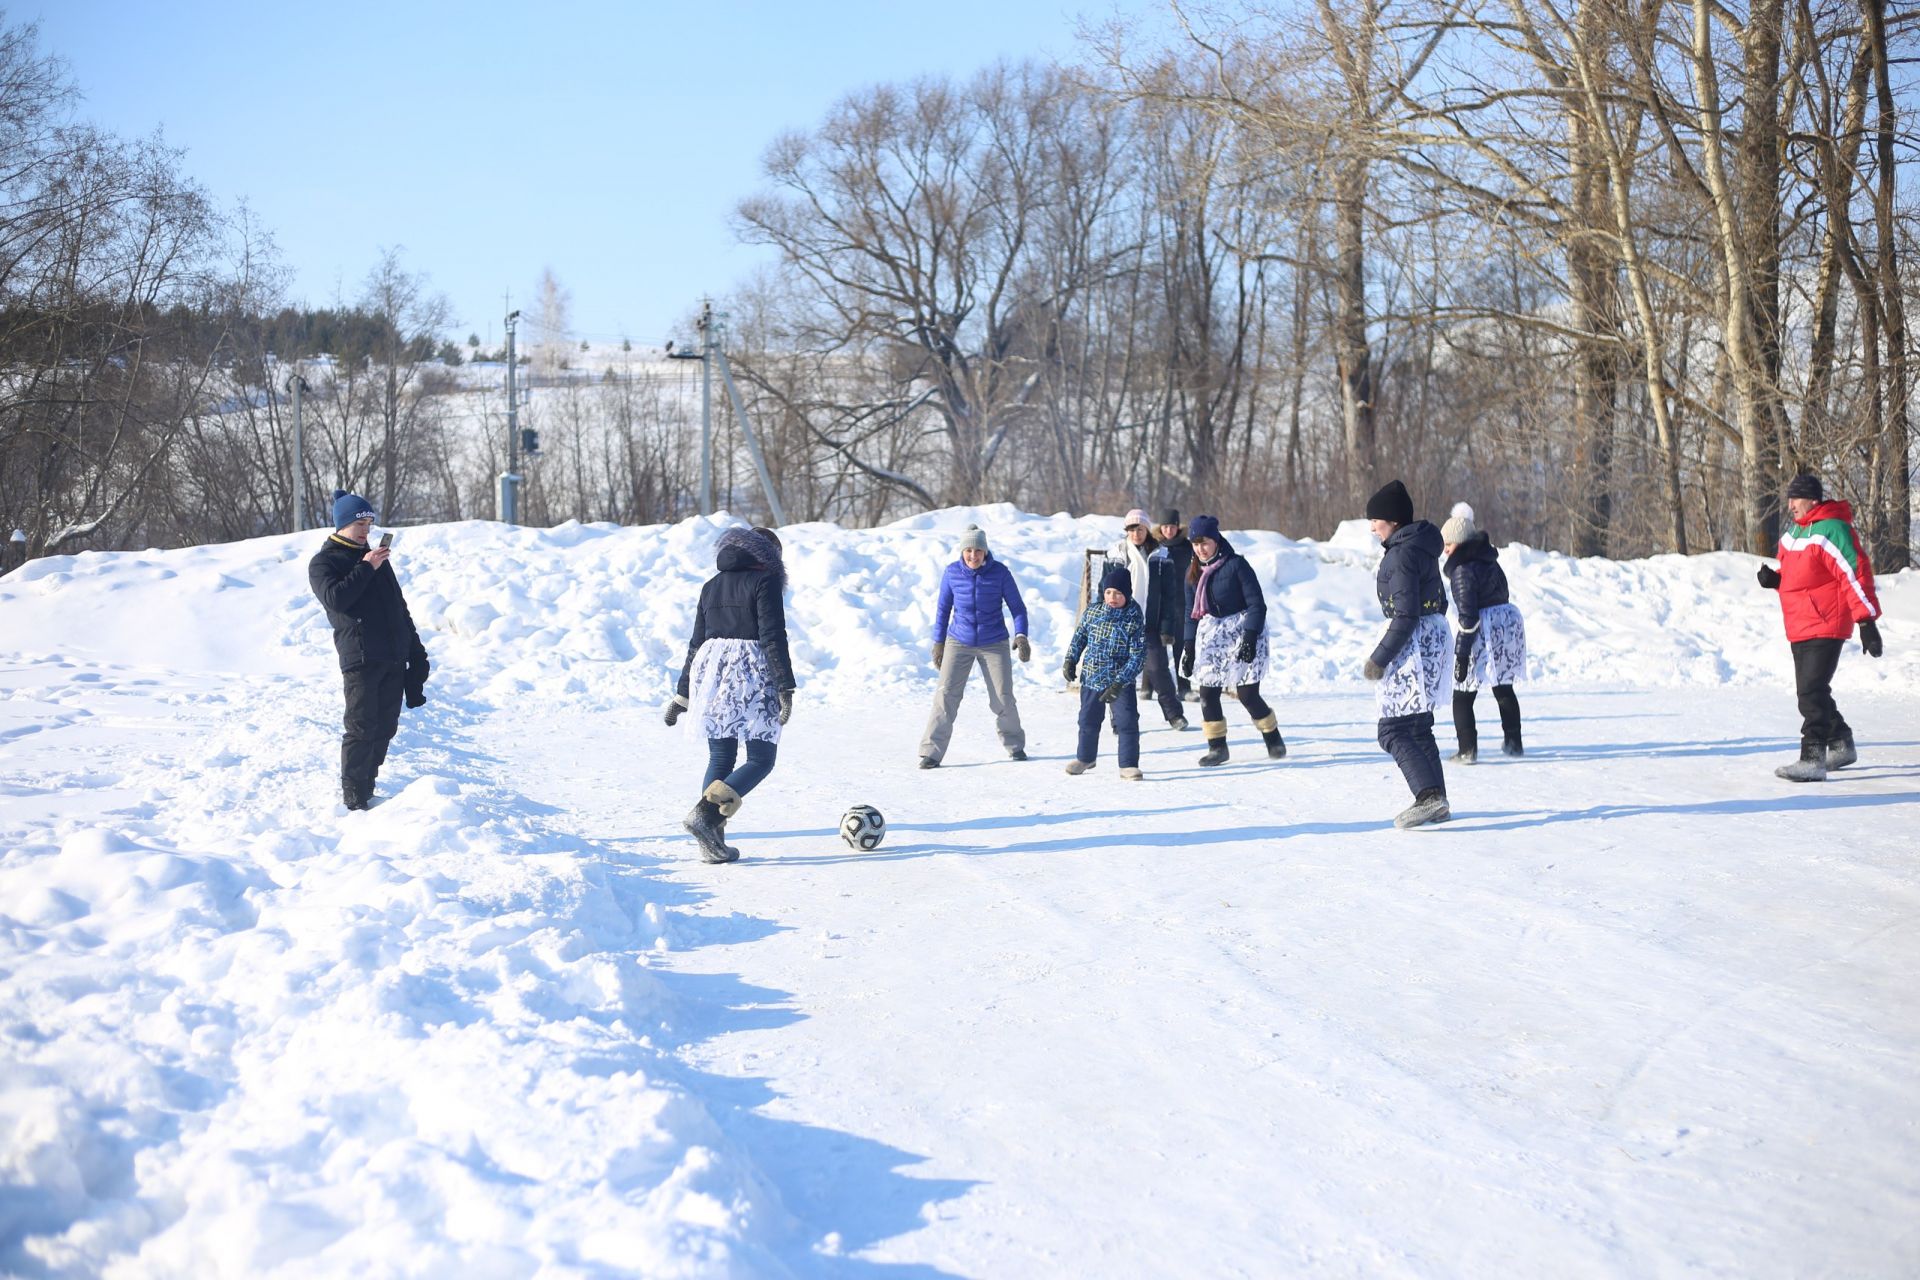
[919,523,1032,768]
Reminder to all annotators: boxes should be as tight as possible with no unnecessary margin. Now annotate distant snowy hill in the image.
[3,505,1910,701]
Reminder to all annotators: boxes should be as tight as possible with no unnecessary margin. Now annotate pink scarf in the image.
[1191,556,1221,620]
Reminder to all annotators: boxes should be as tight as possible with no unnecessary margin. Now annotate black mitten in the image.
[1180,647,1194,679]
[1101,682,1123,704]
[1757,565,1780,590]
[1859,619,1883,658]
[1063,656,1078,684]
[1235,633,1257,663]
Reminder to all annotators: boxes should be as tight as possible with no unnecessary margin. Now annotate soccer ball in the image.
[840,804,886,851]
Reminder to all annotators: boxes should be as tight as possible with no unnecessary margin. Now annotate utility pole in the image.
[667,300,714,515]
[700,301,714,515]
[500,309,521,524]
[288,365,308,530]
[666,300,786,525]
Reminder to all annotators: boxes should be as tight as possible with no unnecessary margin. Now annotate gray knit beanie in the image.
[957,524,989,555]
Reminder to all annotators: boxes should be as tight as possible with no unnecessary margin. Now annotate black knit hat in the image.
[1365,479,1414,525]
[1156,507,1180,527]
[1099,564,1133,602]
[1786,473,1823,502]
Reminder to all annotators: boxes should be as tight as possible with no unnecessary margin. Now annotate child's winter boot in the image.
[684,780,743,862]
[1394,787,1451,829]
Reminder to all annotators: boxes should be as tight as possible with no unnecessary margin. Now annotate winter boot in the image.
[1065,759,1092,775]
[1253,712,1286,760]
[1008,748,1028,762]
[1119,766,1144,781]
[1825,734,1858,770]
[918,755,940,769]
[684,781,743,863]
[1169,716,1190,732]
[1198,721,1230,767]
[1394,787,1452,829]
[342,776,372,811]
[1775,745,1828,784]
[1451,690,1479,763]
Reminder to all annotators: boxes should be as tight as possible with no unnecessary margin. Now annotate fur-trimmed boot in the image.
[1253,712,1287,760]
[1825,734,1858,770]
[1774,744,1827,784]
[1198,721,1230,767]
[684,780,743,862]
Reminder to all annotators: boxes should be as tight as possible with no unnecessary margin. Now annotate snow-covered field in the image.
[1,508,1915,1277]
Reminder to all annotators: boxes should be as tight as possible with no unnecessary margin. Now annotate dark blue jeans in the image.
[1378,712,1445,797]
[704,738,778,797]
[1077,684,1140,768]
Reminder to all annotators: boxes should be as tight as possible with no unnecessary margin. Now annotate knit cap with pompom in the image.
[1440,501,1477,546]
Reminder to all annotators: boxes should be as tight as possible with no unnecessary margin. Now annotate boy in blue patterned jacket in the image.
[1062,566,1149,779]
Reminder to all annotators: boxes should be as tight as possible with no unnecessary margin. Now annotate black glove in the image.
[1757,565,1780,590]
[1860,619,1883,658]
[1180,647,1194,679]
[664,699,685,727]
[1063,656,1078,684]
[777,689,794,724]
[1454,651,1470,684]
[1363,658,1385,681]
[1101,681,1123,704]
[1235,633,1257,663]
[404,655,429,707]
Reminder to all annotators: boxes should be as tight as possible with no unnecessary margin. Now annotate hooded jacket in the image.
[1370,520,1448,669]
[1775,499,1881,642]
[308,534,428,673]
[676,529,796,699]
[933,554,1029,648]
[1182,534,1265,644]
[1444,532,1510,637]
[1066,597,1147,692]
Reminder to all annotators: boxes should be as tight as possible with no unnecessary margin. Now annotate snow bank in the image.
[2,506,1910,703]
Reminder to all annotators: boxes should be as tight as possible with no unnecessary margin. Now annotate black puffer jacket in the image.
[1183,534,1266,644]
[309,535,428,672]
[1445,532,1510,635]
[1369,520,1447,669]
[675,531,797,699]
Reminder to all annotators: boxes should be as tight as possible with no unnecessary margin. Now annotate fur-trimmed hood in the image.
[714,526,787,589]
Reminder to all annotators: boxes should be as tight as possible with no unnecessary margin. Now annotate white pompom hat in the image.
[1440,501,1476,545]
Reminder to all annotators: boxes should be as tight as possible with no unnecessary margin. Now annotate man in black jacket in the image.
[308,489,430,810]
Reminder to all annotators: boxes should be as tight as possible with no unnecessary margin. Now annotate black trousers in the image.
[342,660,406,795]
[1141,639,1183,722]
[1791,638,1850,752]
[1379,712,1445,798]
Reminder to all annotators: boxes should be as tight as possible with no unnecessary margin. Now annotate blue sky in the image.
[33,1,1168,348]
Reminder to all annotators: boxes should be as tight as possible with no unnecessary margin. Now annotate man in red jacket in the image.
[1757,473,1884,781]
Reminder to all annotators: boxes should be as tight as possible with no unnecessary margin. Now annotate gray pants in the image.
[921,640,1026,761]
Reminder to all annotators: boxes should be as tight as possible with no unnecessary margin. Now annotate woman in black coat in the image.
[667,526,796,863]
[1441,503,1526,760]
[1181,515,1285,766]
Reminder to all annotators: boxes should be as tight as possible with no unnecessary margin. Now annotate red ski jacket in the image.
[1774,500,1881,643]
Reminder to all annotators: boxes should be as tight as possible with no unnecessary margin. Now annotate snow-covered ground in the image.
[1,508,1915,1277]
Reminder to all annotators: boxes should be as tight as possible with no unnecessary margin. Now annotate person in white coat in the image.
[1106,508,1189,731]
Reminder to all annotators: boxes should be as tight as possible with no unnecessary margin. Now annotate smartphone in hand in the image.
[378,532,394,549]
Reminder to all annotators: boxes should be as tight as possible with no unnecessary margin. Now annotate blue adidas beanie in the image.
[331,489,376,529]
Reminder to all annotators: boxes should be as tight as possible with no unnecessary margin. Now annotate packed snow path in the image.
[1,510,1916,1276]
